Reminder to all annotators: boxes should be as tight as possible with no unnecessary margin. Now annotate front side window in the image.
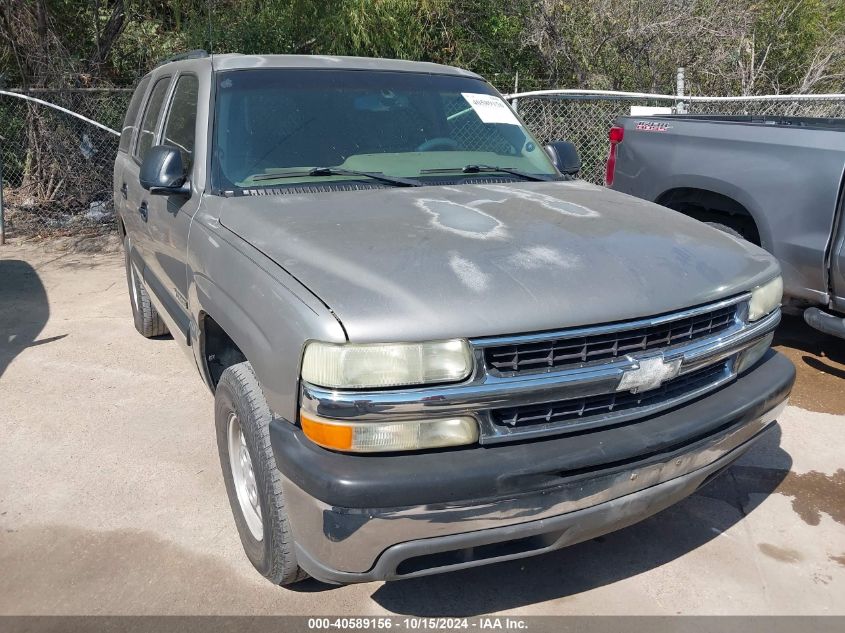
[119,75,150,153]
[212,69,556,191]
[163,75,199,171]
[135,77,171,162]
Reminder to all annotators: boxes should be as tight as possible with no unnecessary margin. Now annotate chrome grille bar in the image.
[480,297,744,377]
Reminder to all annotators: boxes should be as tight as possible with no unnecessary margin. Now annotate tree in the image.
[1,0,843,93]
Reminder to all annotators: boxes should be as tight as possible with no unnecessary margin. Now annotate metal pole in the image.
[0,147,5,246]
[0,90,119,136]
[676,67,686,114]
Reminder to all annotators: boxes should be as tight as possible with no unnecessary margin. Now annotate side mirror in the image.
[139,145,190,196]
[545,140,581,176]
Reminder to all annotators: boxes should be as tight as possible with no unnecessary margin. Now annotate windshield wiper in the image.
[420,164,554,182]
[251,166,421,187]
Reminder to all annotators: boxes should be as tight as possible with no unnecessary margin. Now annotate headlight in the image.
[301,339,473,389]
[300,412,478,452]
[748,276,783,321]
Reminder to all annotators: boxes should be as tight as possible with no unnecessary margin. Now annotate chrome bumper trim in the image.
[283,398,787,574]
[300,307,780,442]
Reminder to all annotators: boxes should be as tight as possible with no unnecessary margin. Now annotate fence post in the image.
[0,147,5,246]
[676,67,686,114]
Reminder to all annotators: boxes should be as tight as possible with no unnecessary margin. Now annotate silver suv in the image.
[114,52,793,586]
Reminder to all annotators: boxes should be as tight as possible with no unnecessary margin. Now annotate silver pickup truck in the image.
[607,115,845,338]
[114,53,793,586]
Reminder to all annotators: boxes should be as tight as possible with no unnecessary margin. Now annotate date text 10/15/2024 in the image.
[307,618,529,630]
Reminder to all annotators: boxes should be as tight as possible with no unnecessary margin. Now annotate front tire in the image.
[215,361,307,586]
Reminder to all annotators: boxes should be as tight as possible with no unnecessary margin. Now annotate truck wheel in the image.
[124,237,169,338]
[706,222,745,241]
[215,361,308,586]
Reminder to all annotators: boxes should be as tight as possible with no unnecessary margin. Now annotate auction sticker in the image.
[461,93,521,125]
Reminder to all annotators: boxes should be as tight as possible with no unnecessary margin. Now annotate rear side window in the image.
[118,76,150,153]
[135,77,171,161]
[162,75,199,171]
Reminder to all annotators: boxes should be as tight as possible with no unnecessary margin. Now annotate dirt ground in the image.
[773,315,845,416]
[1,241,844,616]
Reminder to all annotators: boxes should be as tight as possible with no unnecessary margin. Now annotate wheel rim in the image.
[227,412,263,541]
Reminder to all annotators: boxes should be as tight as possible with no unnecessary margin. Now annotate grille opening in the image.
[493,361,729,429]
[394,530,564,576]
[485,304,737,376]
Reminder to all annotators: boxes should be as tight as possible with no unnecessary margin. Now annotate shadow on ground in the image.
[774,314,845,368]
[0,522,264,614]
[0,259,65,380]
[773,315,845,414]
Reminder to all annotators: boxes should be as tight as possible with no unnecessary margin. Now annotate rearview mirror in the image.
[139,145,190,196]
[545,141,581,176]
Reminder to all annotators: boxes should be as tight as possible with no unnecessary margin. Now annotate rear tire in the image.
[215,361,308,586]
[124,236,169,338]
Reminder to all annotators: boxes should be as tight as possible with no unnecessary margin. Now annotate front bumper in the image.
[271,350,794,583]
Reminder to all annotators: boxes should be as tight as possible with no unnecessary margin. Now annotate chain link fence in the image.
[1,88,844,240]
[0,89,131,241]
[510,91,845,185]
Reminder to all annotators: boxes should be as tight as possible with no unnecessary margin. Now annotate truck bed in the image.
[609,113,845,309]
[651,115,845,131]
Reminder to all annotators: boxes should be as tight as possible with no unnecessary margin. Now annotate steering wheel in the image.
[416,137,459,152]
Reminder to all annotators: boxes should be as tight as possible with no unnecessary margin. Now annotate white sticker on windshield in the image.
[461,93,521,126]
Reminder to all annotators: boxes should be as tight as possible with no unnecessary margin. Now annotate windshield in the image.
[211,69,557,191]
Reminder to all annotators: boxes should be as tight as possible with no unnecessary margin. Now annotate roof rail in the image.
[156,50,209,67]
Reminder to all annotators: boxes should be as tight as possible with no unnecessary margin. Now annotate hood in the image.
[214,180,779,342]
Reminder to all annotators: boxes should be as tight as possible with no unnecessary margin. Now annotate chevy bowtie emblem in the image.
[617,354,683,394]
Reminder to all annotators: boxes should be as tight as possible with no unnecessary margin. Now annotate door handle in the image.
[138,202,148,222]
[120,183,128,199]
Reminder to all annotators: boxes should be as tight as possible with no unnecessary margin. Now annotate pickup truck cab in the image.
[607,114,845,339]
[114,53,793,586]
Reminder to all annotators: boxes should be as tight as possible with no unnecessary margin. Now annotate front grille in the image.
[484,304,737,376]
[492,360,730,430]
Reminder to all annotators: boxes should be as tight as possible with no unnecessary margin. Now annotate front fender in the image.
[186,214,346,422]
